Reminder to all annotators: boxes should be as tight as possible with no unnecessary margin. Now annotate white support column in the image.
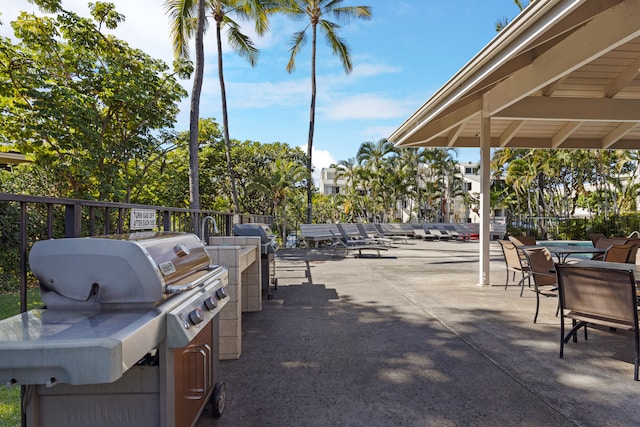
[479,108,491,286]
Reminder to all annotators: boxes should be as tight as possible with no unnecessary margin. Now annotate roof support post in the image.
[479,109,491,286]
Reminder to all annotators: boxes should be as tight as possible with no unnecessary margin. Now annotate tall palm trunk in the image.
[189,0,206,215]
[216,19,240,213]
[306,24,317,224]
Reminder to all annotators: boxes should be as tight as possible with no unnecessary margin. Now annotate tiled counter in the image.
[206,236,261,360]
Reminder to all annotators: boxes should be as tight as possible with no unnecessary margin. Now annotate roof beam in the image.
[602,122,638,148]
[495,97,640,121]
[552,122,583,148]
[402,97,483,144]
[447,125,464,147]
[499,120,525,147]
[484,0,640,116]
[604,55,640,97]
[418,135,640,150]
[541,76,568,96]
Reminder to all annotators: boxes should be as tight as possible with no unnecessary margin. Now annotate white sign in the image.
[130,209,157,230]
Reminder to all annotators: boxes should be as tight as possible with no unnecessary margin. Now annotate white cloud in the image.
[321,94,416,121]
[350,63,401,78]
[299,146,336,184]
[227,79,309,109]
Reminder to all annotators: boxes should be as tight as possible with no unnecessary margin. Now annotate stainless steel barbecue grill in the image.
[232,223,278,298]
[0,231,229,427]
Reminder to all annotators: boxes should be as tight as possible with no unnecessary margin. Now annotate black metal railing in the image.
[0,192,272,312]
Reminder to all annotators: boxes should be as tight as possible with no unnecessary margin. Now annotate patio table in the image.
[519,245,605,263]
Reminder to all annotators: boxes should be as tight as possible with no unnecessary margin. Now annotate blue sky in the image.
[2,1,523,174]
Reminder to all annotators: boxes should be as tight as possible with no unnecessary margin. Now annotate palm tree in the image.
[165,0,207,213]
[495,0,532,32]
[356,138,394,172]
[356,138,394,220]
[165,0,273,213]
[251,158,307,243]
[282,0,372,224]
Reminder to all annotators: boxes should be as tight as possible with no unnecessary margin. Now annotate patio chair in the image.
[497,240,530,293]
[603,243,637,263]
[508,235,536,247]
[522,247,558,323]
[555,264,640,381]
[591,237,628,260]
[589,232,607,247]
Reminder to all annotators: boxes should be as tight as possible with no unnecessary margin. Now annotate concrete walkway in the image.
[198,240,640,426]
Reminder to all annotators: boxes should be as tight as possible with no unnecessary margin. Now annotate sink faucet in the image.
[201,216,219,244]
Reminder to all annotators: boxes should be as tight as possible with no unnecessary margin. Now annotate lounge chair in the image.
[299,224,339,247]
[427,228,450,241]
[444,225,464,240]
[373,223,409,244]
[413,226,436,241]
[332,224,388,257]
[355,223,392,246]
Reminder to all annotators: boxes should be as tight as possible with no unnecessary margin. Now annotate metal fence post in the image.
[64,203,82,237]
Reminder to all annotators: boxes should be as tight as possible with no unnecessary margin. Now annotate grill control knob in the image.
[189,308,204,325]
[204,296,218,311]
[216,287,229,300]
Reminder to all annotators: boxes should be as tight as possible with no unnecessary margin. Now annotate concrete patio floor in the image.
[198,239,640,426]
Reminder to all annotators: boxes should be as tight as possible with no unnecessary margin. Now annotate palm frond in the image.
[223,16,259,66]
[164,0,198,60]
[239,0,277,35]
[331,5,372,24]
[319,20,351,73]
[279,0,307,21]
[286,29,308,73]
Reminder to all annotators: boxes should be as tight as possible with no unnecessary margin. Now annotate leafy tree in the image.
[282,0,371,224]
[251,157,307,243]
[1,2,186,201]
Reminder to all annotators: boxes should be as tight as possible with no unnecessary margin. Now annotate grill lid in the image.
[29,232,213,307]
[232,223,275,244]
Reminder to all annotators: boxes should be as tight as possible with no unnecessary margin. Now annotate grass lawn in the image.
[0,288,42,427]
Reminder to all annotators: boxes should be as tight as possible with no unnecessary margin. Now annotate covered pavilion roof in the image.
[389,0,640,151]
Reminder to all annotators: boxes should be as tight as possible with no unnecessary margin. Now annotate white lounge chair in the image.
[427,228,451,241]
